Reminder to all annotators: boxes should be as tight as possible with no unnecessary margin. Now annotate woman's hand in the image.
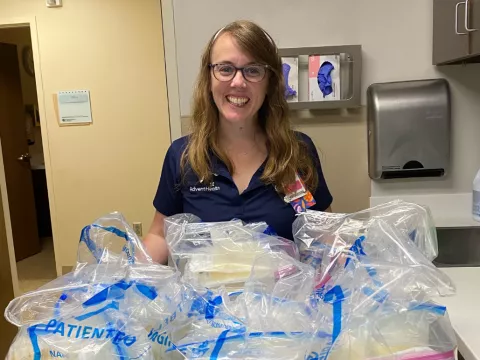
[143,211,169,265]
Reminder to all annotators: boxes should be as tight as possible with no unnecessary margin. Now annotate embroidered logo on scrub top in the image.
[190,181,220,193]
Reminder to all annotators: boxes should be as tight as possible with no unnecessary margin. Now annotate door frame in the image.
[0,138,19,297]
[0,16,58,290]
[160,0,182,141]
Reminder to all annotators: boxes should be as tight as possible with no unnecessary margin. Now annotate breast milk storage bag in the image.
[164,213,298,290]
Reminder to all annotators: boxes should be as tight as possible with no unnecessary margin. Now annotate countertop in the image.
[438,267,480,360]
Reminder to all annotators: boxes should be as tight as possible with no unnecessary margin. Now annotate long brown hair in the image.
[181,20,318,194]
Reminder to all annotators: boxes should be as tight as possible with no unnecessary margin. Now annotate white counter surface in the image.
[438,267,480,360]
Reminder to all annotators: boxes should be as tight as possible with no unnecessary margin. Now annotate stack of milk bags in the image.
[4,200,458,359]
[292,200,458,360]
[4,213,186,360]
[164,214,321,359]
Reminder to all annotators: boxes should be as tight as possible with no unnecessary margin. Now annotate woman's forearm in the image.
[143,232,169,265]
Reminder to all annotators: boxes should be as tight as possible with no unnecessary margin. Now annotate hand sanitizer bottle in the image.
[474,168,480,222]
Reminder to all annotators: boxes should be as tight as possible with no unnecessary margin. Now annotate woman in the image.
[144,20,332,264]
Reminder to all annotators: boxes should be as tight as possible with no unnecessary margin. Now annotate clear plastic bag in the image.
[164,214,299,290]
[293,203,457,360]
[240,251,317,333]
[170,252,320,360]
[293,200,438,262]
[167,286,247,359]
[4,212,185,360]
[174,330,315,360]
[326,306,457,359]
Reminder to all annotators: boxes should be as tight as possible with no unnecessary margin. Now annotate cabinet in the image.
[433,0,480,65]
[472,0,480,54]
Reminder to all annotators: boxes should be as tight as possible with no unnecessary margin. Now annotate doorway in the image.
[0,25,56,294]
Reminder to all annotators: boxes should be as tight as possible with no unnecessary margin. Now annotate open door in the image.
[0,42,41,261]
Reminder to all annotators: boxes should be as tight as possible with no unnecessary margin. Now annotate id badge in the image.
[284,173,316,213]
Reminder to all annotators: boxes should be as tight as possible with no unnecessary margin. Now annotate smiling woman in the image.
[209,37,269,124]
[144,20,332,265]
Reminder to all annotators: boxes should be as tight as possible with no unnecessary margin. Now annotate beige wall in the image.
[0,0,171,275]
[291,111,370,213]
[181,110,371,213]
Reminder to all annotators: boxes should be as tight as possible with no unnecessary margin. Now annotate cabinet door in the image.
[470,0,480,54]
[433,0,470,64]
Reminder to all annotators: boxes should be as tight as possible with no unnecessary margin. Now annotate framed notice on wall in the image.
[56,90,93,126]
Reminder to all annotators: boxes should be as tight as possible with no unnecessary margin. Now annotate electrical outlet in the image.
[46,0,62,8]
[132,222,143,237]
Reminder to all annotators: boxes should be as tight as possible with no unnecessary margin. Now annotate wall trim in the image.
[161,0,182,141]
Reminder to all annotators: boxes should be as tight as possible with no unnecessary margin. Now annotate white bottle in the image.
[473,168,480,222]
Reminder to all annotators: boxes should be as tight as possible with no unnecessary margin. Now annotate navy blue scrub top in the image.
[153,132,332,240]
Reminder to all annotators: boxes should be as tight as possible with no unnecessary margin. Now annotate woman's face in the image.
[210,33,269,126]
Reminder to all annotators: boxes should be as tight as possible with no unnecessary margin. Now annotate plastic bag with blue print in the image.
[163,213,299,290]
[292,199,439,264]
[165,285,247,359]
[4,212,186,360]
[293,204,458,360]
[169,251,324,360]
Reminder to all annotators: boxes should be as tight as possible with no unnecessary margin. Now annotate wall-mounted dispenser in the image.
[367,79,450,180]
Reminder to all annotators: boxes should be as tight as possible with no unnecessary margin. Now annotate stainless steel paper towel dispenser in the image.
[367,79,450,180]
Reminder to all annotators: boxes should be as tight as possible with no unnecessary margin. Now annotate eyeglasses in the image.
[209,63,269,83]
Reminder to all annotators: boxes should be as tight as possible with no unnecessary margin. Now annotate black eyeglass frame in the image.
[209,63,271,83]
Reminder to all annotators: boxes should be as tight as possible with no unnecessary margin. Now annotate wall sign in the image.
[57,90,92,125]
